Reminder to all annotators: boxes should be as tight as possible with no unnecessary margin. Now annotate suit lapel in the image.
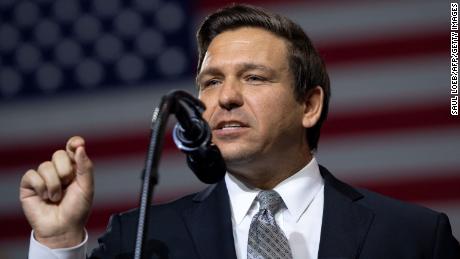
[181,166,373,259]
[182,181,237,259]
[318,166,374,259]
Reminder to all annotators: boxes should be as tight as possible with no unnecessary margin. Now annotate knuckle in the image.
[54,154,73,177]
[37,161,53,173]
[21,169,35,183]
[52,149,66,161]
[24,169,35,177]
[37,162,59,188]
[21,170,45,191]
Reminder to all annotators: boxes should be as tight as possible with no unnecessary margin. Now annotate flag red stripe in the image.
[1,102,457,171]
[322,102,459,139]
[319,30,447,65]
[352,170,460,203]
[4,172,460,241]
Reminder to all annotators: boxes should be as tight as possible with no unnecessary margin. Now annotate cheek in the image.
[248,97,282,132]
[257,93,303,129]
[199,93,213,121]
[200,93,217,123]
[202,109,212,124]
[253,91,291,116]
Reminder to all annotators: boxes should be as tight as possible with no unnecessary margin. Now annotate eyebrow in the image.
[196,67,223,85]
[239,63,276,74]
[196,62,276,84]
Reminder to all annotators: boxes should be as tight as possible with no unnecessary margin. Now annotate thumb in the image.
[74,146,94,196]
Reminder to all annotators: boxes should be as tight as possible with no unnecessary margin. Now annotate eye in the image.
[200,78,221,90]
[245,75,267,84]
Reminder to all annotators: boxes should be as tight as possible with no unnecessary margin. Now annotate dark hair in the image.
[196,4,331,151]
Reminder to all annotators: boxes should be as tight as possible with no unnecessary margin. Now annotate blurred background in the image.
[0,0,457,258]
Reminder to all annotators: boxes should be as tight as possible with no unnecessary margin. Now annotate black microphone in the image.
[171,92,226,184]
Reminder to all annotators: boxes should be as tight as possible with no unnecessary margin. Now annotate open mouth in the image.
[215,121,248,130]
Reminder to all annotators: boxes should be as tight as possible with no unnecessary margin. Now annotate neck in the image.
[228,152,313,189]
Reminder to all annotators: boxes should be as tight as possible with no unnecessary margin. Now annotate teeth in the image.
[222,123,242,129]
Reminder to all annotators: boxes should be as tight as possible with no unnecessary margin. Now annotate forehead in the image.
[200,27,289,72]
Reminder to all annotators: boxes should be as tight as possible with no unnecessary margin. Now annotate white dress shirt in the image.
[29,157,324,259]
[29,230,88,258]
[225,157,324,259]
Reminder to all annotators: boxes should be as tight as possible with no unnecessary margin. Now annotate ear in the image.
[302,86,324,128]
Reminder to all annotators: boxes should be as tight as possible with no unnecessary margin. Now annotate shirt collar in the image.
[225,172,260,225]
[225,157,324,224]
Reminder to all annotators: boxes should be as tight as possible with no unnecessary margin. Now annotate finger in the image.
[74,146,94,199]
[52,150,74,186]
[66,136,85,160]
[20,169,46,200]
[37,161,62,202]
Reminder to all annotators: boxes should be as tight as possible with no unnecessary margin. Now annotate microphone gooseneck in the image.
[135,90,225,259]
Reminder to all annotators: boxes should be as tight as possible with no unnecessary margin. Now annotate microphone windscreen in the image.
[186,145,226,184]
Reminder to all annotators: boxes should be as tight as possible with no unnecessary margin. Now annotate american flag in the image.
[0,0,457,258]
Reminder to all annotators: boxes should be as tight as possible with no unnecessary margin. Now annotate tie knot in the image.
[257,190,284,214]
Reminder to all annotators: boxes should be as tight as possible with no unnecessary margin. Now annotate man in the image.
[20,4,459,259]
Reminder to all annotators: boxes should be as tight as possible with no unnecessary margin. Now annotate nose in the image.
[218,79,244,110]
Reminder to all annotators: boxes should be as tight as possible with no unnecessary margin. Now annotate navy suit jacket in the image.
[90,166,460,258]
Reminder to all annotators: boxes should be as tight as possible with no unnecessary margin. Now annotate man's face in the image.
[197,27,309,174]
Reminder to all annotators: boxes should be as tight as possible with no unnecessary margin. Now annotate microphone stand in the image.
[133,90,208,259]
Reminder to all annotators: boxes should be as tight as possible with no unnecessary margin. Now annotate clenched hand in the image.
[20,136,94,248]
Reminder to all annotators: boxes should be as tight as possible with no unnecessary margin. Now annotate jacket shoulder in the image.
[320,165,459,257]
[356,188,459,257]
[118,182,218,220]
[90,185,218,258]
[357,187,439,219]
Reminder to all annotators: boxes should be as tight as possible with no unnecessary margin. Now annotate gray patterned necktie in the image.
[247,190,293,259]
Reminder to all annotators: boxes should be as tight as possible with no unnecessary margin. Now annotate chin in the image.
[220,147,258,166]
